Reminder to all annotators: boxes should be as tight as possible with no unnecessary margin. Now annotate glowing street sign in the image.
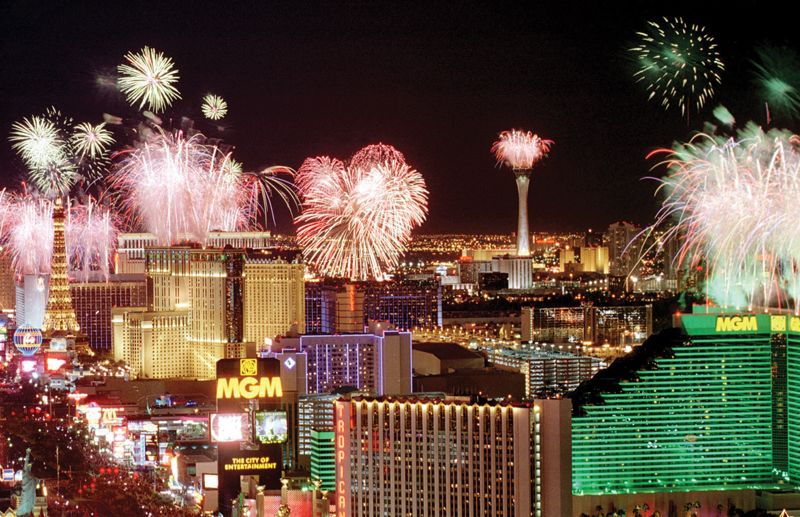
[2,469,13,482]
[46,357,67,371]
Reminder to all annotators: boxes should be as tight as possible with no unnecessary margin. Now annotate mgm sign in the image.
[215,357,283,516]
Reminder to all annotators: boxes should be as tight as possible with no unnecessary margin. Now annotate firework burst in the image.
[72,122,115,159]
[9,116,65,170]
[65,198,120,281]
[3,195,54,275]
[117,46,181,113]
[295,144,428,280]
[651,122,800,310]
[9,114,76,197]
[111,130,296,245]
[10,108,114,196]
[201,94,228,120]
[631,17,724,118]
[491,130,553,170]
[752,45,800,121]
[0,193,120,278]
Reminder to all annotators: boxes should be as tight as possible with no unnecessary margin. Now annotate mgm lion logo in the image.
[239,358,258,377]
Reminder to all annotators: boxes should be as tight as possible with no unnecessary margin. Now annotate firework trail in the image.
[630,17,724,119]
[111,129,296,245]
[491,130,553,170]
[752,45,800,122]
[295,144,428,280]
[0,193,120,279]
[201,94,228,120]
[117,46,181,113]
[66,198,120,281]
[3,195,54,275]
[651,122,800,310]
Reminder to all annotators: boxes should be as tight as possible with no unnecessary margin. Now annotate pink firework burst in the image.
[0,192,120,278]
[491,129,553,170]
[66,197,120,281]
[294,144,428,281]
[111,130,297,245]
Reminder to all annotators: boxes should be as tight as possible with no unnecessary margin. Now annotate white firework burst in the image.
[117,46,181,112]
[201,94,228,120]
[9,116,64,170]
[71,122,115,159]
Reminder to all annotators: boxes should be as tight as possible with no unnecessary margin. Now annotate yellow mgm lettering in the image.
[216,377,283,399]
[715,316,758,332]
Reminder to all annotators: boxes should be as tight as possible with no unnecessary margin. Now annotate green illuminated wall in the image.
[573,316,778,495]
[787,335,800,481]
[310,430,335,491]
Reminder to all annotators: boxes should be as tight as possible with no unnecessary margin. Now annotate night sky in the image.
[0,1,795,234]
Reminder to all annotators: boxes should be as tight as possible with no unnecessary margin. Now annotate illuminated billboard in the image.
[254,411,288,444]
[215,358,282,412]
[176,419,208,442]
[202,473,219,490]
[49,337,68,351]
[210,413,250,443]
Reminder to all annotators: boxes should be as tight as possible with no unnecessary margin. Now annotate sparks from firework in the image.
[3,195,54,275]
[294,144,428,281]
[9,108,115,196]
[117,46,181,113]
[630,17,724,119]
[9,116,64,170]
[201,94,228,120]
[65,198,120,281]
[752,45,800,122]
[491,130,553,170]
[0,192,119,278]
[649,122,800,311]
[9,115,76,197]
[224,158,244,176]
[111,130,296,245]
[71,122,115,159]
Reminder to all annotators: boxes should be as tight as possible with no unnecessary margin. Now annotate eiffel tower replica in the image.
[42,197,80,335]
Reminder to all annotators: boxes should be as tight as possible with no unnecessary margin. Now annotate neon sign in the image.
[215,376,282,399]
[715,315,758,332]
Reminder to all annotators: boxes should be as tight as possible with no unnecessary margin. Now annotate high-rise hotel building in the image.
[485,347,603,397]
[334,396,572,517]
[146,246,246,379]
[569,309,800,514]
[71,276,147,351]
[0,251,15,313]
[243,255,305,348]
[305,280,442,334]
[276,323,412,396]
[116,231,272,274]
[111,308,191,378]
[113,245,304,379]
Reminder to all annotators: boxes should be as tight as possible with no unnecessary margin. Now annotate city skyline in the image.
[2,2,796,234]
[6,4,800,517]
